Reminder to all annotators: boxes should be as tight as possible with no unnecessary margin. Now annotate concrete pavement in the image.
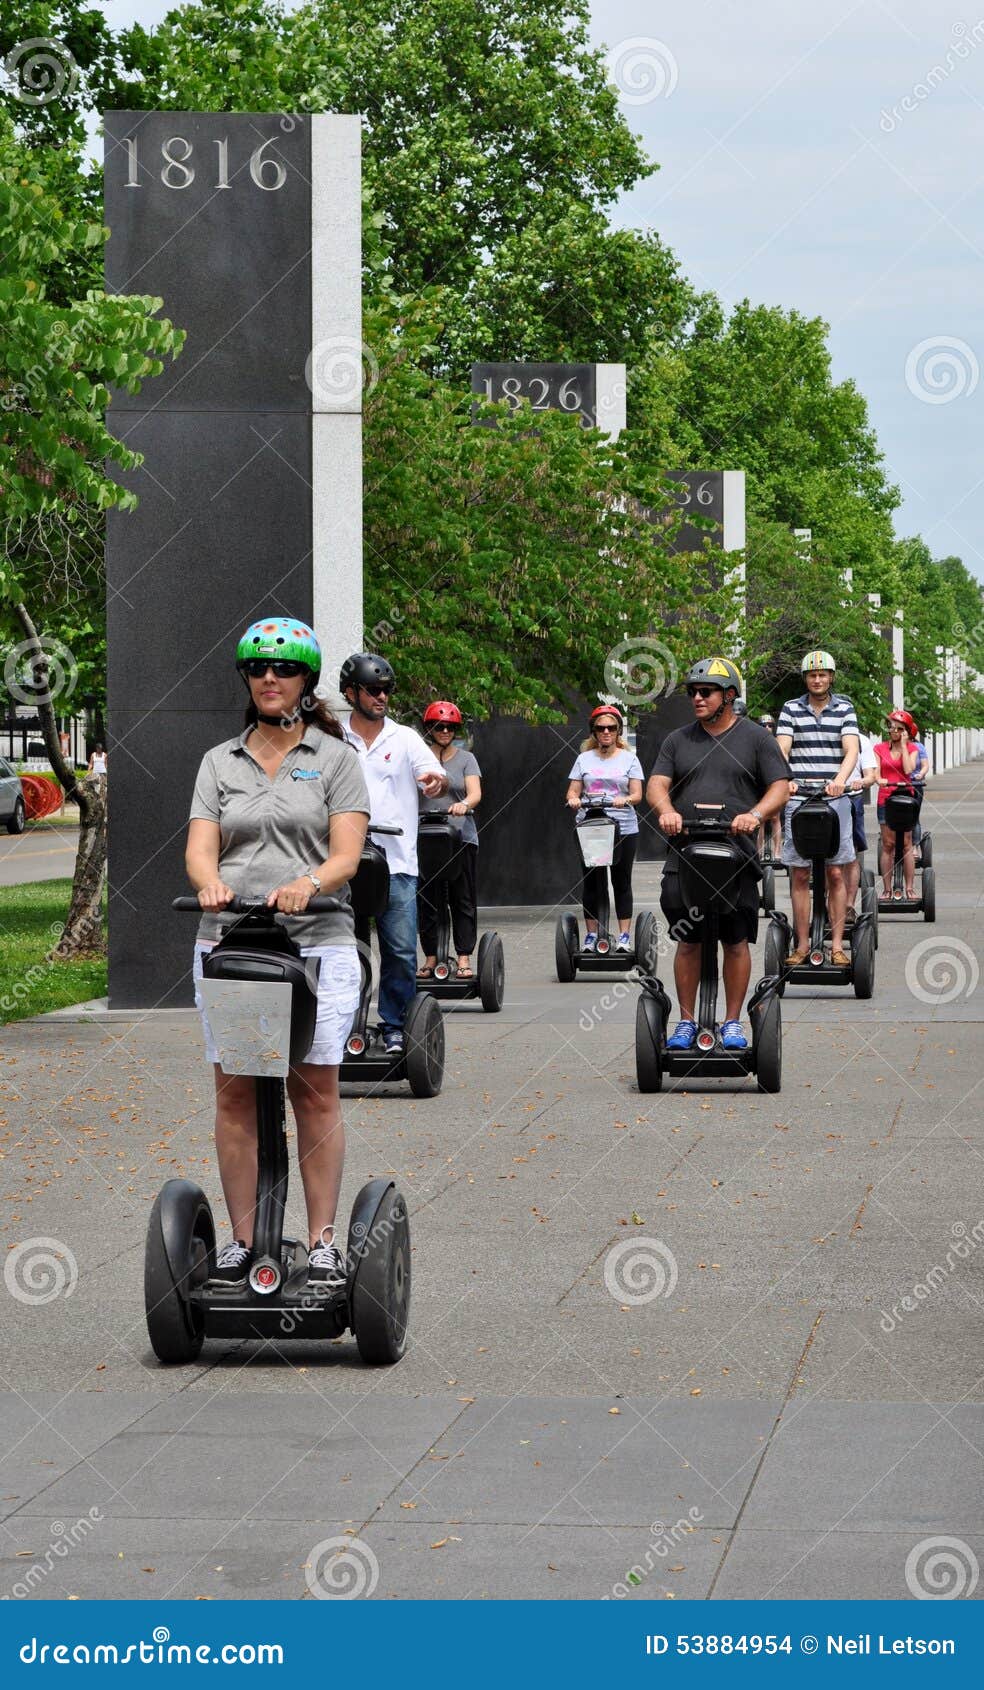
[0,765,981,1600]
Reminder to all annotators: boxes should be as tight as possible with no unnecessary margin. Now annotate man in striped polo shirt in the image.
[776,651,860,966]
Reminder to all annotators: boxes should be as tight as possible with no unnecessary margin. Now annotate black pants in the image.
[581,833,637,923]
[418,840,478,957]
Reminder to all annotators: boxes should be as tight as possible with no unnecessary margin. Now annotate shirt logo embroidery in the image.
[384,752,391,761]
[290,769,319,781]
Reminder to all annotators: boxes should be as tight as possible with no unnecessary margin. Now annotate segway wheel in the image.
[633,910,657,974]
[761,865,775,913]
[861,881,879,949]
[753,993,782,1093]
[852,923,876,999]
[404,994,444,1097]
[555,914,578,983]
[478,932,505,1012]
[144,1181,214,1364]
[635,994,665,1093]
[351,1185,411,1365]
[763,923,787,997]
[922,866,936,922]
[920,834,933,869]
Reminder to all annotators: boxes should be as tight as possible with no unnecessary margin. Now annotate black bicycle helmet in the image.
[339,652,396,695]
[683,656,743,694]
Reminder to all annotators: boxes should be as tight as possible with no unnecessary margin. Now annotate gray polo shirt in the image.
[189,725,369,949]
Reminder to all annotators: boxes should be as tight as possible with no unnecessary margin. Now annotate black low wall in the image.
[471,698,692,904]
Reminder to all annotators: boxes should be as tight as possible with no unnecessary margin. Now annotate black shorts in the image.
[660,869,759,946]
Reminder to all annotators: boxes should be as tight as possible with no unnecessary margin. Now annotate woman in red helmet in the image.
[566,704,643,951]
[417,701,483,979]
[873,710,920,899]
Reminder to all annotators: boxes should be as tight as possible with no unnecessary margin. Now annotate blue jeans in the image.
[376,873,418,1034]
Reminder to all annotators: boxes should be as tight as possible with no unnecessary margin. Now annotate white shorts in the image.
[193,944,361,1068]
[781,795,856,868]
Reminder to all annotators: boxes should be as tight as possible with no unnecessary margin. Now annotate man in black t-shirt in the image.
[645,657,791,1052]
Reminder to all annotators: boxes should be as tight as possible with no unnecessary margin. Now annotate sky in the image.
[96,0,984,578]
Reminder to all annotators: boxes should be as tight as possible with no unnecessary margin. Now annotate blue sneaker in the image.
[721,1019,748,1050]
[582,933,597,952]
[666,1019,697,1050]
[616,932,631,951]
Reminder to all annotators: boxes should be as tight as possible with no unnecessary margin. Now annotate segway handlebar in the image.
[367,821,403,835]
[173,895,345,915]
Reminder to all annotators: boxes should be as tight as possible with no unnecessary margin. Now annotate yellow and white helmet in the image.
[801,649,836,673]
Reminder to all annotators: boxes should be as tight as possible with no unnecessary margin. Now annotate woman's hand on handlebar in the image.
[266,877,317,915]
[448,801,469,817]
[196,879,236,912]
[566,794,581,809]
[731,811,759,836]
[659,808,684,836]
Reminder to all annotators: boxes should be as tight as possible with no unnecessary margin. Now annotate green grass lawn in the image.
[0,880,106,1024]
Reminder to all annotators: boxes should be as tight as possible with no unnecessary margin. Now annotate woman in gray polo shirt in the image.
[185,618,369,1292]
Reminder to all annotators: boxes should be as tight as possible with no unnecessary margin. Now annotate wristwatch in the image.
[750,809,763,822]
[305,873,322,893]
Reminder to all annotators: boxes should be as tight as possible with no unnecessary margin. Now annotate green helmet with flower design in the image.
[235,617,321,679]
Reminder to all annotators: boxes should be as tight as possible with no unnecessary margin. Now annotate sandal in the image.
[416,965,435,979]
[456,964,474,979]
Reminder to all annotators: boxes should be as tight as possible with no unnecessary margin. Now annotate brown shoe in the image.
[831,949,850,965]
[786,947,808,967]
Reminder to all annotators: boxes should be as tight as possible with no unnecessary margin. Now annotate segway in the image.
[636,807,782,1093]
[415,811,504,1010]
[338,823,445,1095]
[758,824,786,913]
[764,783,876,997]
[877,788,935,920]
[145,897,410,1366]
[555,798,656,982]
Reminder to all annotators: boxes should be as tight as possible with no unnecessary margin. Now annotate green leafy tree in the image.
[0,117,183,954]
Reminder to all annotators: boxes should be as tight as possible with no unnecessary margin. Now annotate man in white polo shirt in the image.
[340,654,446,1054]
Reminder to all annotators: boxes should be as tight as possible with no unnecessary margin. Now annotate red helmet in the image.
[886,709,918,738]
[590,703,623,729]
[422,700,462,726]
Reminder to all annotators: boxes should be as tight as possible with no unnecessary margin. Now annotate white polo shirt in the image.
[341,716,444,876]
[845,731,877,787]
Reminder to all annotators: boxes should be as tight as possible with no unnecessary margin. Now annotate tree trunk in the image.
[12,602,107,958]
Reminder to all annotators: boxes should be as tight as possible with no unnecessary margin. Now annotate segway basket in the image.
[417,812,462,881]
[576,814,617,868]
[677,838,745,913]
[202,920,318,1072]
[791,796,840,860]
[349,839,391,918]
[885,789,919,834]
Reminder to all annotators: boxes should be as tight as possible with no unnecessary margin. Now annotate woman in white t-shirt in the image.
[566,704,643,951]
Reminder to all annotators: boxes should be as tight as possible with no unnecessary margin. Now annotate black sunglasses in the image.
[431,722,455,730]
[360,682,392,697]
[687,685,721,699]
[242,659,307,678]
[594,723,619,732]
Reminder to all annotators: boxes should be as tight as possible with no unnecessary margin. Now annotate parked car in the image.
[0,757,26,834]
